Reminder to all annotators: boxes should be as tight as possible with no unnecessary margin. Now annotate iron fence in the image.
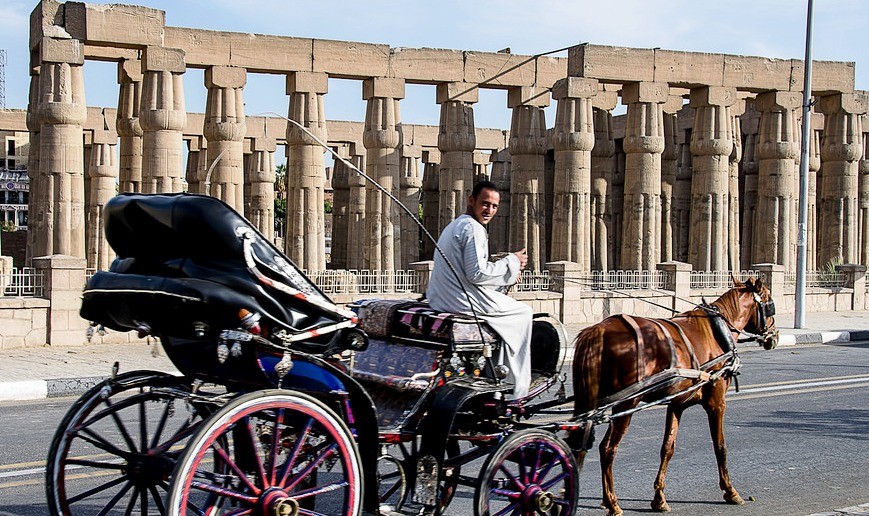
[690,270,760,290]
[513,269,551,292]
[306,269,423,294]
[784,270,847,288]
[579,270,667,291]
[2,267,44,297]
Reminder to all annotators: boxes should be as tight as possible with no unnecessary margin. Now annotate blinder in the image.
[752,292,778,348]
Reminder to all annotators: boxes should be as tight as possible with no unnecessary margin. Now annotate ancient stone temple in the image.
[16,0,869,276]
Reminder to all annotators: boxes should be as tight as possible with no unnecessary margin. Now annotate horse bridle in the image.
[750,291,778,347]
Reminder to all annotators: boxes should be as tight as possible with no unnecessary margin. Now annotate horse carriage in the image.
[46,192,779,516]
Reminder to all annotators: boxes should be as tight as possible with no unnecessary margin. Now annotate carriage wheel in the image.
[166,389,363,516]
[377,454,407,511]
[437,438,462,512]
[46,370,204,516]
[473,429,579,516]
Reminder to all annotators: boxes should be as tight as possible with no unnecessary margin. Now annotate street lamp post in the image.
[795,0,815,328]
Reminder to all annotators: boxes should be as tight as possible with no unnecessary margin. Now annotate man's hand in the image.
[513,248,528,270]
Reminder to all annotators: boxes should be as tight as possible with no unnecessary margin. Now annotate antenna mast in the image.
[0,49,6,109]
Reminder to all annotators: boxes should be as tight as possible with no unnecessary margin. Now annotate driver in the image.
[426,180,532,398]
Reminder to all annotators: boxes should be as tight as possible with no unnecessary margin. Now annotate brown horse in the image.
[570,277,778,516]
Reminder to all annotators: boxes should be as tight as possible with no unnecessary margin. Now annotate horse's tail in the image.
[572,324,605,417]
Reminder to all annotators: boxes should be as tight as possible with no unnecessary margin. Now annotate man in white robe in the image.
[426,180,533,398]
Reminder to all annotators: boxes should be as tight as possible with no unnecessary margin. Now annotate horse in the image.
[570,277,778,516]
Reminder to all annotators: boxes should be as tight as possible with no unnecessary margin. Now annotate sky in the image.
[0,0,866,132]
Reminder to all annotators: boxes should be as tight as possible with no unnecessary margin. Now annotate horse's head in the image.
[741,277,778,349]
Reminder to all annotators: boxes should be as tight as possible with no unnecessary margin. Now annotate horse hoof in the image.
[651,498,671,512]
[725,492,745,505]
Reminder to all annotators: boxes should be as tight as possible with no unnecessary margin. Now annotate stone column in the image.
[362,77,404,272]
[285,71,328,271]
[860,118,869,267]
[673,108,693,264]
[86,129,118,271]
[807,113,823,271]
[184,136,207,194]
[739,99,760,269]
[660,96,683,263]
[550,77,597,268]
[728,99,745,271]
[347,147,367,270]
[330,144,351,269]
[117,59,143,194]
[817,93,867,266]
[204,66,247,211]
[140,46,186,194]
[36,37,88,259]
[399,144,422,268]
[508,86,550,270]
[246,137,276,241]
[590,92,617,271]
[687,86,736,272]
[753,91,801,269]
[621,82,667,271]
[437,82,477,230]
[488,149,512,254]
[25,70,41,265]
[612,139,626,268]
[420,149,440,260]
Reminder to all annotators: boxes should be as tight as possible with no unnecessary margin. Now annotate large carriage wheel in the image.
[46,370,205,516]
[165,389,363,515]
[473,429,579,516]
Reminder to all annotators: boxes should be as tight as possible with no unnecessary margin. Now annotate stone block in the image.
[507,86,551,108]
[205,66,247,89]
[591,90,619,111]
[723,55,792,92]
[64,2,164,48]
[390,47,464,82]
[40,37,84,65]
[251,137,277,153]
[621,82,669,104]
[662,95,685,114]
[401,145,422,159]
[435,82,479,104]
[654,49,725,88]
[362,77,406,100]
[464,51,559,88]
[551,77,598,100]
[164,27,231,68]
[313,39,389,79]
[286,72,328,94]
[755,90,802,112]
[118,59,142,83]
[29,0,63,50]
[143,46,185,73]
[422,149,441,163]
[689,86,737,108]
[183,113,206,135]
[92,128,117,145]
[229,33,313,73]
[818,92,868,115]
[792,60,855,95]
[84,44,137,62]
[568,44,655,83]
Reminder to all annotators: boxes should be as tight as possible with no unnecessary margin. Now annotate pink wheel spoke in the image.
[530,444,543,484]
[190,479,259,504]
[277,418,314,486]
[68,473,129,504]
[491,501,520,516]
[212,442,263,496]
[241,416,269,487]
[224,509,253,516]
[291,479,349,499]
[498,463,526,491]
[490,487,521,500]
[532,457,557,486]
[540,471,569,491]
[268,407,285,485]
[285,443,337,492]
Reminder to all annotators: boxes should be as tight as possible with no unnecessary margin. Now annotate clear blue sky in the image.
[1,0,866,131]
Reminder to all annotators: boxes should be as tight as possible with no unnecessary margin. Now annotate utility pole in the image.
[795,0,814,328]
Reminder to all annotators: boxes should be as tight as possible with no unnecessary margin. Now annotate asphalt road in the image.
[1,341,868,515]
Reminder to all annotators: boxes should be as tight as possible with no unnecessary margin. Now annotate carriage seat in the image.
[355,299,499,348]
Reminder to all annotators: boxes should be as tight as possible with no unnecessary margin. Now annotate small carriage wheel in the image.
[166,389,363,516]
[473,429,580,516]
[377,454,407,511]
[46,370,204,516]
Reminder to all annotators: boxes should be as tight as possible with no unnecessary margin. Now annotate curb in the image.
[777,330,852,347]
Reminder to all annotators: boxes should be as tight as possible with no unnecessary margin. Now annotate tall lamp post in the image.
[795,0,815,328]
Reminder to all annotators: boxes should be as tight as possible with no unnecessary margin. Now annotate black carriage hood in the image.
[86,193,341,333]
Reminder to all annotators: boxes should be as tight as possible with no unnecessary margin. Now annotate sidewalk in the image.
[2,310,868,402]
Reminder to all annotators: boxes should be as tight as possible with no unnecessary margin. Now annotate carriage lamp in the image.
[193,322,208,338]
[238,308,261,334]
[344,328,369,351]
[495,364,510,379]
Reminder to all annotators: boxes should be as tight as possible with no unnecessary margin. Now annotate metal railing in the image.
[690,270,760,290]
[579,270,667,291]
[513,269,551,292]
[306,269,423,294]
[2,267,44,298]
[784,270,847,288]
